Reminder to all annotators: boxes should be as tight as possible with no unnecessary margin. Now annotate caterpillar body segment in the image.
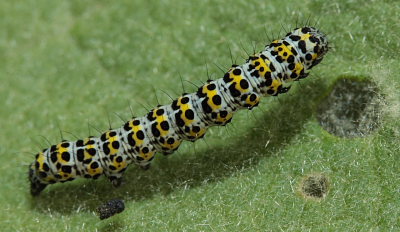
[29,27,329,195]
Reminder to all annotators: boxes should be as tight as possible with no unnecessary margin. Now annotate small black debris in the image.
[97,199,125,220]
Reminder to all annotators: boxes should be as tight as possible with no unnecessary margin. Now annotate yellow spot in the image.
[301,33,311,40]
[251,55,271,79]
[246,95,260,107]
[178,98,194,126]
[229,70,249,94]
[161,138,181,150]
[216,112,233,124]
[140,151,155,161]
[271,79,282,92]
[202,84,220,111]
[108,135,119,155]
[276,44,293,59]
[128,121,144,146]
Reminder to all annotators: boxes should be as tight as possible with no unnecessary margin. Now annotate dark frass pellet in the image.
[97,199,125,220]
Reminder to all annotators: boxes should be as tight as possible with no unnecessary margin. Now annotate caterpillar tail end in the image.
[29,164,48,196]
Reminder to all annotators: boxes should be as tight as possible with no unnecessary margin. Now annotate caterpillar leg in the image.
[140,163,151,170]
[29,166,48,196]
[109,176,123,187]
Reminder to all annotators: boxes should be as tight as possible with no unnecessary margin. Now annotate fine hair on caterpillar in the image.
[29,26,329,196]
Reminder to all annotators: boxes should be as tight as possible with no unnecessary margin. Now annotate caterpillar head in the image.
[29,163,48,196]
[290,27,329,70]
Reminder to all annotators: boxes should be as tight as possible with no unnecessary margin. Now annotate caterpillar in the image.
[29,26,329,196]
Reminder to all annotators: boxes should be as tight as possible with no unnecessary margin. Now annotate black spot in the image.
[175,113,185,127]
[123,122,131,131]
[167,138,175,144]
[61,152,70,162]
[112,141,120,149]
[86,140,95,145]
[133,120,140,126]
[61,143,69,148]
[287,55,295,63]
[50,152,58,163]
[229,84,241,97]
[267,89,275,95]
[147,111,156,121]
[109,165,117,171]
[76,140,84,147]
[136,130,145,140]
[265,71,271,79]
[77,149,84,161]
[101,133,107,141]
[93,174,101,179]
[61,165,72,174]
[288,63,295,70]
[220,111,228,118]
[142,147,149,153]
[250,94,257,102]
[212,95,222,105]
[250,70,260,78]
[42,163,50,172]
[50,145,57,152]
[249,55,258,60]
[233,68,241,75]
[207,83,216,91]
[151,124,160,137]
[196,86,206,97]
[87,148,97,156]
[259,67,264,72]
[108,131,116,137]
[160,121,169,131]
[90,162,99,169]
[103,143,111,155]
[283,52,287,57]
[127,132,136,146]
[291,47,298,55]
[211,112,217,119]
[314,46,320,53]
[181,97,189,104]
[240,79,249,89]
[269,63,276,72]
[184,109,195,120]
[156,109,165,116]
[192,126,200,133]
[271,51,278,56]
[201,99,213,114]
[289,35,301,41]
[305,53,313,61]
[116,156,123,163]
[171,100,179,110]
[35,161,40,169]
[223,73,233,83]
[298,40,307,53]
[276,55,283,63]
[83,158,92,164]
[301,27,311,33]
